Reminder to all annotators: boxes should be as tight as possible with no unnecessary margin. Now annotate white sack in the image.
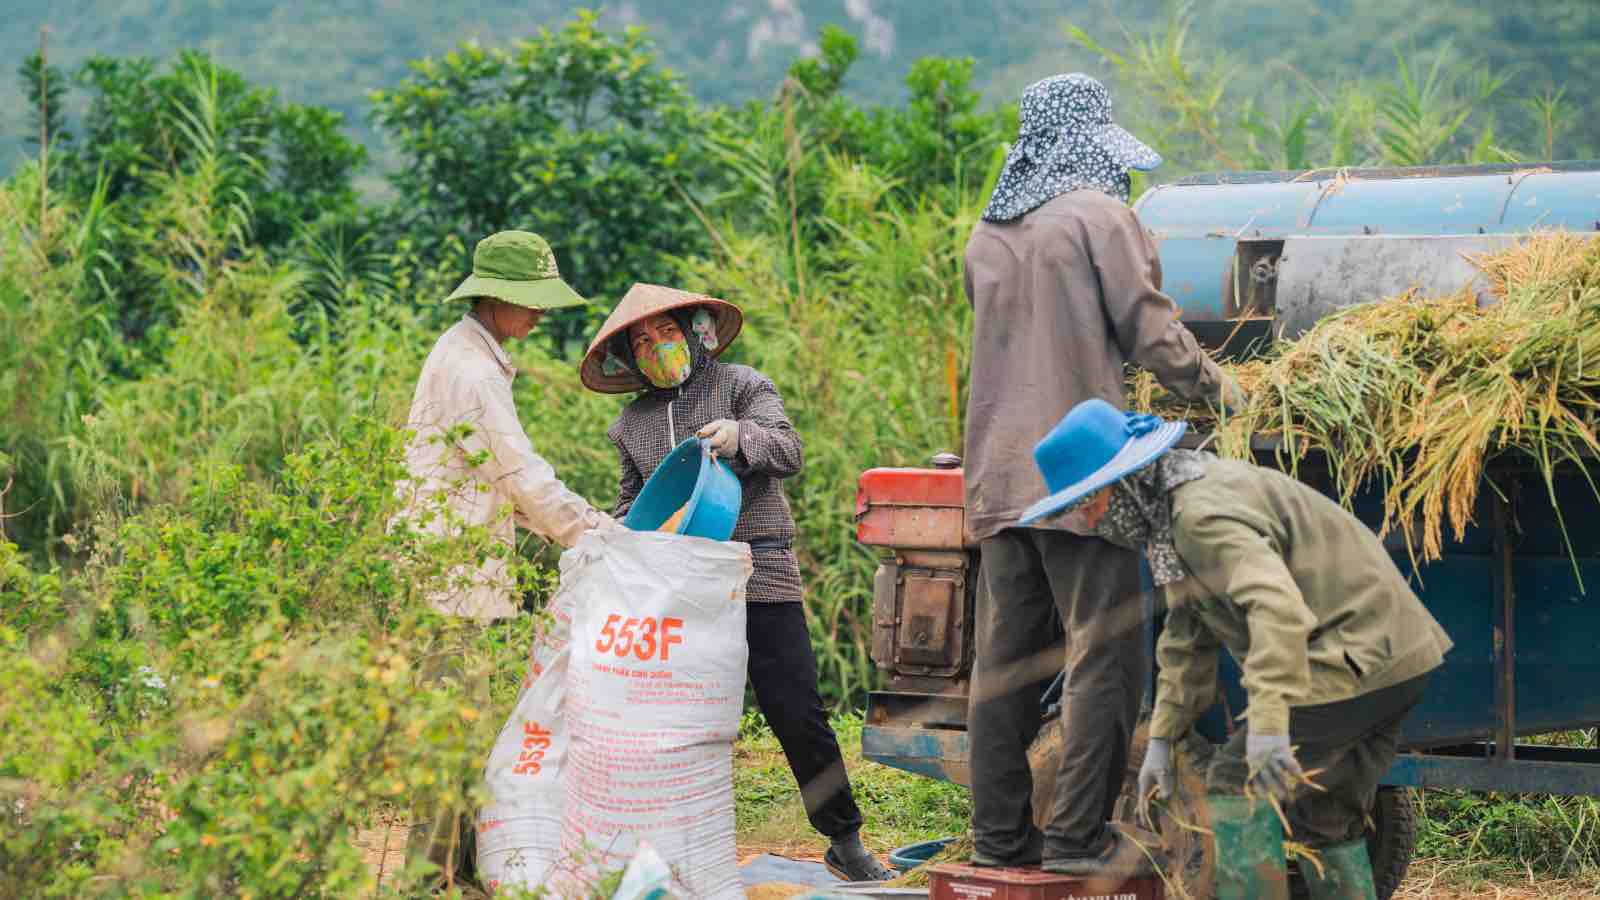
[475,551,581,892]
[561,528,752,900]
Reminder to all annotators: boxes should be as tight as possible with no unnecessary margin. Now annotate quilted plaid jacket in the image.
[608,360,804,603]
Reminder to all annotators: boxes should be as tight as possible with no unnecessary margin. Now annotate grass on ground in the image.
[733,711,971,859]
[731,716,1600,898]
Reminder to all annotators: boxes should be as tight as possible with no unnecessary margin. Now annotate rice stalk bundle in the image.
[1133,233,1600,566]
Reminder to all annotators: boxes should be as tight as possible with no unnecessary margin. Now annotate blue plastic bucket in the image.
[623,437,742,541]
[887,837,957,872]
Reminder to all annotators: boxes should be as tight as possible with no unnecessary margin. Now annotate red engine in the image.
[854,454,977,693]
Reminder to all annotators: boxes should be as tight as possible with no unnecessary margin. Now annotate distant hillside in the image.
[7,0,1598,176]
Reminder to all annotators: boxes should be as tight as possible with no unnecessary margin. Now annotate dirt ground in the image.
[356,821,1600,897]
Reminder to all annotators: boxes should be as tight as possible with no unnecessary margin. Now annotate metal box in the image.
[871,551,970,677]
[856,466,968,550]
[927,864,1164,900]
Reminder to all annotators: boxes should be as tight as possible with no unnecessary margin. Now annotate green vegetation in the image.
[0,423,541,896]
[6,1,1599,176]
[735,713,972,856]
[5,7,1600,895]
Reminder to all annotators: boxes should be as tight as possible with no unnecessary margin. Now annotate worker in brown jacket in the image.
[961,73,1243,875]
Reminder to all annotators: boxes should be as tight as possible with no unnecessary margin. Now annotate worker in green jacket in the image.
[1017,398,1453,900]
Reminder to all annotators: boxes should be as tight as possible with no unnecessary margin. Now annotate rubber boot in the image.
[1302,839,1377,900]
[1206,794,1289,900]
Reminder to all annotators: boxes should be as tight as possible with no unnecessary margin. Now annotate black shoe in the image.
[825,832,894,883]
[1042,826,1161,878]
[971,826,1044,868]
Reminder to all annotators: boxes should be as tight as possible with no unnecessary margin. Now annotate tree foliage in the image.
[32,51,367,346]
[370,10,721,354]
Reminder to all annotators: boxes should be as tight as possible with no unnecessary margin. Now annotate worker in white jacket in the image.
[400,229,616,887]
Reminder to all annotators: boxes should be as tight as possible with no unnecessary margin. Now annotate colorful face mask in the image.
[638,339,693,388]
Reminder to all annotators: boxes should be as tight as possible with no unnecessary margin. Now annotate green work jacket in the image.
[1150,458,1453,740]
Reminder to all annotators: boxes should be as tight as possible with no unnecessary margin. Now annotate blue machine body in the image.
[1132,162,1600,325]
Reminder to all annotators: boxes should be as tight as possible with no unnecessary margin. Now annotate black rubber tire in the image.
[1369,788,1420,900]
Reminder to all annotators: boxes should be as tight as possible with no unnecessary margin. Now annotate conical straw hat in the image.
[580,283,744,393]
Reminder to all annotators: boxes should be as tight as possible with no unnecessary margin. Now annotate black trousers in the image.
[970,528,1147,862]
[747,601,864,839]
[1205,674,1430,847]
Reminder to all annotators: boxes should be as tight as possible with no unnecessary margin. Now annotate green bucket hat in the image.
[444,230,587,310]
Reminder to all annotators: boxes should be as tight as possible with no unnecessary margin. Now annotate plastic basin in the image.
[887,837,957,872]
[623,437,742,541]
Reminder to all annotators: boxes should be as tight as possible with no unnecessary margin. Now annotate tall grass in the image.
[0,165,117,551]
[1069,7,1547,174]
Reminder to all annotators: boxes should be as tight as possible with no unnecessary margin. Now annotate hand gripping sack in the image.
[474,551,582,892]
[561,528,752,899]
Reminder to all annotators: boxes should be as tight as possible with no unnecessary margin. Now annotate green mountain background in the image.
[7,0,1599,179]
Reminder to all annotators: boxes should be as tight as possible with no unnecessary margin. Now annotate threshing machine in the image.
[856,161,1600,897]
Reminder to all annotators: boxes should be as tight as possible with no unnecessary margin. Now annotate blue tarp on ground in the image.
[738,854,840,887]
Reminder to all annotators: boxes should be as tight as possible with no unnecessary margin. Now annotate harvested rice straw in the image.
[1242,759,1328,839]
[1132,233,1600,571]
[1285,841,1327,880]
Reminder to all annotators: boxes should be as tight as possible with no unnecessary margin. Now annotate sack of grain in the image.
[474,555,580,891]
[560,527,752,899]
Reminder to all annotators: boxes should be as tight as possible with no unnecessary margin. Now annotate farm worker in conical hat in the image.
[1021,397,1452,897]
[399,229,619,889]
[579,283,893,883]
[961,71,1245,878]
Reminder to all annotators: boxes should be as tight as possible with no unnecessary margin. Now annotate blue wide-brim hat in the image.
[1017,399,1187,527]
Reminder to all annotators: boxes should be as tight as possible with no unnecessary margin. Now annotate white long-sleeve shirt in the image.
[400,314,605,619]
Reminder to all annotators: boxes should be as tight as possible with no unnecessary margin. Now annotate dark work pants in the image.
[970,528,1148,862]
[1205,674,1430,847]
[747,601,864,839]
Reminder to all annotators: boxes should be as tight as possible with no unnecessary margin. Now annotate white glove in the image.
[591,512,626,535]
[697,419,740,459]
[1137,737,1176,826]
[1246,733,1305,803]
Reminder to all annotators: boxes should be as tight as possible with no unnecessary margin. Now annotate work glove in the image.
[697,419,740,459]
[591,512,626,535]
[1245,733,1306,803]
[1136,737,1176,827]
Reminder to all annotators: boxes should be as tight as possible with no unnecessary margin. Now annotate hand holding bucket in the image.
[622,437,743,541]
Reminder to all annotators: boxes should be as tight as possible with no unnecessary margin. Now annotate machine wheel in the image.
[1025,720,1416,900]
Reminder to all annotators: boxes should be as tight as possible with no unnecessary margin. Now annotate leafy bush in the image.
[20,49,367,346]
[0,422,545,897]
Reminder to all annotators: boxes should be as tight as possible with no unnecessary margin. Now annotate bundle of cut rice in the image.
[1131,233,1600,566]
